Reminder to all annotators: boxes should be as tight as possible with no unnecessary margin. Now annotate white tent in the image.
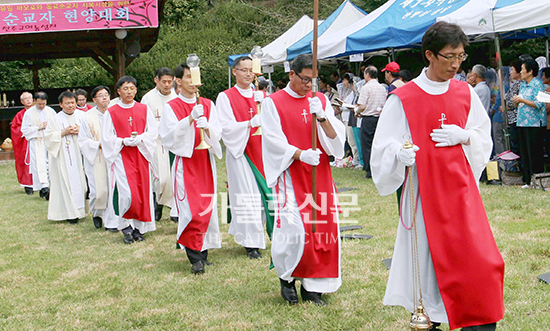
[493,0,550,33]
[261,15,322,66]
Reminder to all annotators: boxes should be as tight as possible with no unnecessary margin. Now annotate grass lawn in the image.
[0,159,549,330]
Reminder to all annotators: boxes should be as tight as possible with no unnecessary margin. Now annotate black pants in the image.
[461,322,497,331]
[518,126,544,184]
[185,247,208,264]
[360,116,379,175]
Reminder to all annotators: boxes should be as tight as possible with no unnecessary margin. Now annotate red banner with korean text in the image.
[0,0,158,35]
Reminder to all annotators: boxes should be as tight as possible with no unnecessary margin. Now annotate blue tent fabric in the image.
[341,0,471,57]
[227,53,249,67]
[494,0,523,10]
[285,0,367,61]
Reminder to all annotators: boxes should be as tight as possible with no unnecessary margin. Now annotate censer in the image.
[186,53,211,150]
[403,137,431,331]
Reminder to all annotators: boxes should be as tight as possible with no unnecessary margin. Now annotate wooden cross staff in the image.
[311,0,319,233]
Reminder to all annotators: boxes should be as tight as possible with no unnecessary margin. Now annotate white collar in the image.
[284,84,307,99]
[413,68,451,95]
[178,93,196,104]
[118,100,135,108]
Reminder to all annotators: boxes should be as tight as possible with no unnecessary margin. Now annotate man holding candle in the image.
[160,62,222,275]
[101,76,158,244]
[43,91,87,223]
[261,54,346,305]
[79,86,119,231]
[141,67,178,223]
[21,92,56,199]
[10,92,34,195]
[217,55,271,259]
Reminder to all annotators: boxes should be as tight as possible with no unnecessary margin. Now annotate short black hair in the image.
[510,59,522,75]
[364,65,378,79]
[258,80,269,90]
[91,85,111,99]
[116,75,137,89]
[421,21,469,65]
[58,90,76,104]
[389,71,400,78]
[522,59,539,77]
[542,67,550,79]
[342,73,353,83]
[330,70,339,78]
[233,56,252,68]
[155,67,175,79]
[174,63,190,79]
[291,54,319,74]
[400,70,413,82]
[34,91,48,100]
[75,88,87,98]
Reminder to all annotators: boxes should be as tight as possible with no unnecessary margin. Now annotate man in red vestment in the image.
[371,22,504,331]
[75,89,93,112]
[159,63,222,274]
[10,92,34,194]
[261,54,346,305]
[217,56,273,260]
[101,76,157,244]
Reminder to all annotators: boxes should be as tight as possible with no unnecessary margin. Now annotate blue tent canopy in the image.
[285,0,367,61]
[227,53,249,67]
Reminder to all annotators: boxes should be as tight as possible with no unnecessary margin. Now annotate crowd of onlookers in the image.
[315,54,550,188]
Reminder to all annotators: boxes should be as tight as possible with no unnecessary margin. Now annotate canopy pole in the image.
[228,66,232,89]
[495,33,510,152]
[311,0,319,233]
[546,37,549,67]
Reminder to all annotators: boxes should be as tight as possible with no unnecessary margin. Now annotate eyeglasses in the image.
[234,68,254,74]
[295,72,312,84]
[95,93,110,99]
[436,52,468,62]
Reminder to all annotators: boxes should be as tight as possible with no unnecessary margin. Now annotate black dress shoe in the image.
[132,229,144,242]
[191,261,205,274]
[25,187,34,195]
[170,216,179,223]
[105,227,119,232]
[300,285,326,306]
[93,216,103,229]
[155,204,163,222]
[246,248,262,259]
[280,278,298,304]
[67,218,79,224]
[39,187,49,199]
[203,260,213,266]
[123,232,134,244]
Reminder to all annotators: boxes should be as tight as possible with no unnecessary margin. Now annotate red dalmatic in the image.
[169,97,215,251]
[10,108,32,186]
[393,80,504,329]
[224,87,264,176]
[270,90,339,279]
[109,102,152,222]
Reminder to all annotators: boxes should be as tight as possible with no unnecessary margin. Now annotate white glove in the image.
[308,97,326,119]
[191,104,204,120]
[397,144,420,167]
[254,91,265,103]
[299,148,322,166]
[250,114,261,128]
[430,124,470,147]
[123,135,141,147]
[195,117,209,129]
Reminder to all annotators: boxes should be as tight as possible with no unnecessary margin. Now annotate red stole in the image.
[393,81,504,329]
[224,87,264,176]
[270,90,339,278]
[109,102,152,222]
[10,108,32,186]
[168,97,215,251]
